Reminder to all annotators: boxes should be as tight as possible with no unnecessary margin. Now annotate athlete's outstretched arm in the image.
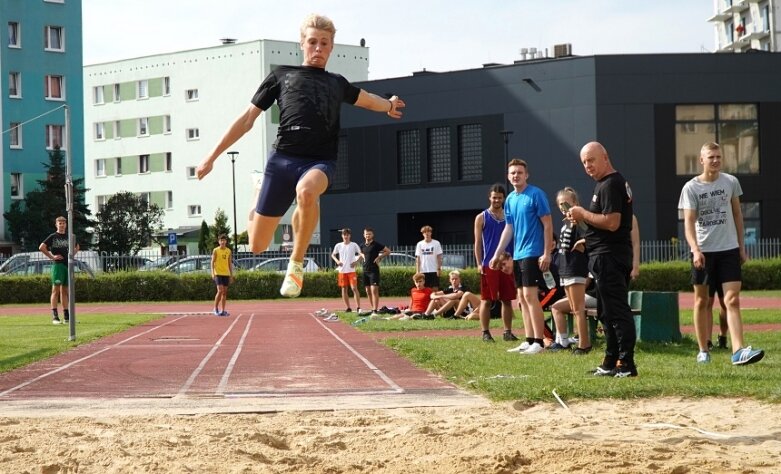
[197,104,263,179]
[354,90,405,119]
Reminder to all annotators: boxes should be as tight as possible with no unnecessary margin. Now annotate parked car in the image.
[102,255,152,272]
[382,252,417,267]
[251,257,319,273]
[140,255,182,272]
[164,256,213,274]
[235,256,268,270]
[442,253,467,270]
[0,251,101,275]
[1,259,95,278]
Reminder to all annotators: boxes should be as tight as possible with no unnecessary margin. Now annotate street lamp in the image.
[499,129,513,165]
[227,151,239,256]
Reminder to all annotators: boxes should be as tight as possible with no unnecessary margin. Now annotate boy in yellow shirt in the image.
[211,234,235,316]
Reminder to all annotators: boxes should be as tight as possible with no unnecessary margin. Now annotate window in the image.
[675,104,758,175]
[113,83,120,103]
[10,173,22,199]
[45,124,63,149]
[93,86,104,104]
[44,26,64,51]
[138,117,149,136]
[9,122,22,148]
[163,76,171,96]
[186,166,197,179]
[726,21,734,43]
[762,5,770,31]
[186,128,200,140]
[166,191,173,209]
[164,115,171,133]
[427,126,451,183]
[9,72,21,97]
[45,75,64,100]
[115,157,123,176]
[188,204,202,216]
[165,152,172,172]
[185,89,199,101]
[139,154,149,173]
[113,120,121,139]
[95,122,105,140]
[137,80,148,99]
[458,124,482,181]
[95,159,106,177]
[96,195,108,213]
[398,129,421,185]
[139,192,150,207]
[8,22,20,47]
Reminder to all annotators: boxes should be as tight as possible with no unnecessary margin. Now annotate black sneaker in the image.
[52,316,62,325]
[482,332,495,343]
[345,308,353,313]
[571,346,592,356]
[613,361,638,378]
[717,335,728,350]
[547,342,567,352]
[591,357,617,376]
[503,332,519,342]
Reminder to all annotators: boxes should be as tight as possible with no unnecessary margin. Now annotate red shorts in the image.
[337,272,358,288]
[480,265,516,301]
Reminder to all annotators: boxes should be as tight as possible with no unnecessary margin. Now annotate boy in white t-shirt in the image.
[331,228,362,312]
[415,225,443,290]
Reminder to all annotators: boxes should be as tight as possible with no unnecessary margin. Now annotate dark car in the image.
[2,259,95,278]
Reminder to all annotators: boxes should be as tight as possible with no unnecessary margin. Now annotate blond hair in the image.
[300,14,336,41]
[556,187,580,206]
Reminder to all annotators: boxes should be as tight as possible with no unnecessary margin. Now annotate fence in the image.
[3,239,780,273]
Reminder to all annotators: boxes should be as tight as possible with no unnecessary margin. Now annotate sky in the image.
[82,0,716,80]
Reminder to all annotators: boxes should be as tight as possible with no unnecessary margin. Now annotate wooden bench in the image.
[566,291,681,343]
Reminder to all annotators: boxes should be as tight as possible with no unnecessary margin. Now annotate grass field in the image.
[0,314,161,374]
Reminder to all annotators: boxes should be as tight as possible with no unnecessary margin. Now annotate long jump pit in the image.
[0,301,486,417]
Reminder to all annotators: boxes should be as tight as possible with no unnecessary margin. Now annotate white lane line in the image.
[0,315,189,398]
[215,314,255,396]
[311,314,404,393]
[175,314,244,397]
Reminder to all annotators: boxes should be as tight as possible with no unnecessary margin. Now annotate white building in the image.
[709,0,779,52]
[84,39,369,252]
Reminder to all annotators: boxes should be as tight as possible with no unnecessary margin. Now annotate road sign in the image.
[168,232,177,253]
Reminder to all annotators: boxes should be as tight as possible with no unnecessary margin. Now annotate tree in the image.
[4,146,94,250]
[208,208,232,250]
[197,220,210,254]
[94,192,164,255]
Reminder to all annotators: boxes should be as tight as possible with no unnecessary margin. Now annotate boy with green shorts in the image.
[39,216,79,324]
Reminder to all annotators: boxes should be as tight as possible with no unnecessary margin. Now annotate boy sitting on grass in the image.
[387,273,433,320]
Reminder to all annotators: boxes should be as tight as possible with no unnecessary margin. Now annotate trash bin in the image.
[630,291,681,342]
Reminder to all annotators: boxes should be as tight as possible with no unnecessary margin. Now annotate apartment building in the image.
[709,0,779,51]
[83,39,368,252]
[1,0,84,253]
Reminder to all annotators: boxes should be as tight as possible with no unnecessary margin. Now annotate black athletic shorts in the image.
[513,257,543,288]
[691,247,741,287]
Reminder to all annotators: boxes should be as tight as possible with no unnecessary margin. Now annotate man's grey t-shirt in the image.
[678,172,742,252]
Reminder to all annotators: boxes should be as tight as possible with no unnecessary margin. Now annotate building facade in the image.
[1,0,84,253]
[709,0,779,52]
[322,53,781,248]
[83,39,368,252]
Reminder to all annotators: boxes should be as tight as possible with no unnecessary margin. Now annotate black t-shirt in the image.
[585,172,633,257]
[558,222,589,278]
[444,284,467,295]
[251,65,361,160]
[361,240,386,273]
[43,232,69,261]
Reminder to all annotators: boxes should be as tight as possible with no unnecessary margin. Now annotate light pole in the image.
[228,151,239,256]
[499,129,513,165]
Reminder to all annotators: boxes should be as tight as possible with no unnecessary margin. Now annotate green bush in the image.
[1,259,779,303]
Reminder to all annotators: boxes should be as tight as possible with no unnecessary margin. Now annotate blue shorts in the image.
[256,150,335,217]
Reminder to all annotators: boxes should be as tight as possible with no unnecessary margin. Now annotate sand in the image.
[1,397,779,473]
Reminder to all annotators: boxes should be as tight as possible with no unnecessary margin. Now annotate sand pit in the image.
[1,397,779,473]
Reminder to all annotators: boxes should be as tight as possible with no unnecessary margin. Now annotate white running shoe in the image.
[696,351,711,363]
[324,313,339,321]
[314,308,328,317]
[280,261,304,298]
[507,342,530,353]
[520,342,544,355]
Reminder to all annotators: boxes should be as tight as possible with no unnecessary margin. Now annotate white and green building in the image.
[84,39,369,253]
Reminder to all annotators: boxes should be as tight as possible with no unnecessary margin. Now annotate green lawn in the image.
[0,314,161,374]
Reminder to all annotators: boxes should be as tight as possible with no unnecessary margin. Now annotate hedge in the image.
[1,259,780,304]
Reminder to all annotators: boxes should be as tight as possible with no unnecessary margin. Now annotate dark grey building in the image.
[322,53,781,248]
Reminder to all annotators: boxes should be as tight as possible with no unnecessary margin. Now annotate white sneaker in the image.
[696,351,711,363]
[280,261,304,298]
[314,308,328,316]
[567,336,579,346]
[520,342,544,355]
[324,313,339,321]
[507,342,530,353]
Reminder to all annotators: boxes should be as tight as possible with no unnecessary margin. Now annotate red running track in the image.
[0,300,453,401]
